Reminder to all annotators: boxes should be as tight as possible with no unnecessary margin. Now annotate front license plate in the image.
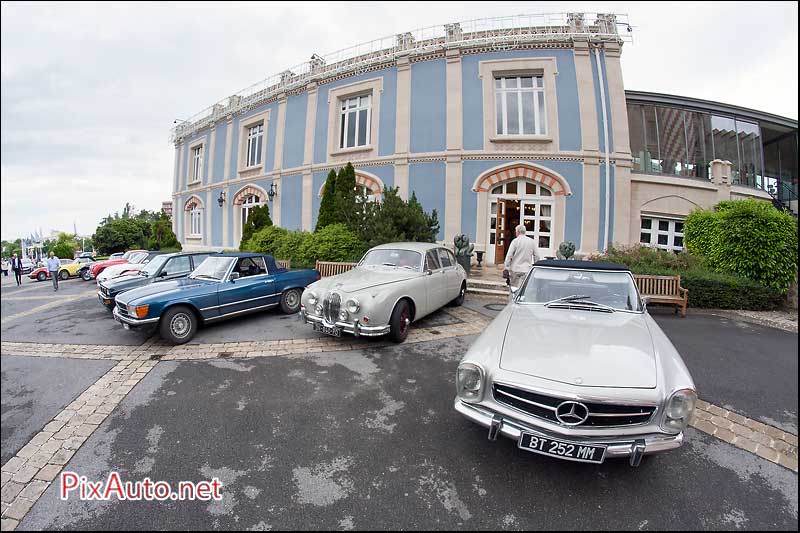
[312,322,341,337]
[518,432,606,464]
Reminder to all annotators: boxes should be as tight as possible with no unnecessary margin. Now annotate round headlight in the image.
[338,309,349,322]
[307,291,318,306]
[456,362,484,402]
[663,388,697,432]
[346,298,360,314]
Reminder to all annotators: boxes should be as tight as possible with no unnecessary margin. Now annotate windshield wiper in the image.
[381,262,397,267]
[544,295,616,313]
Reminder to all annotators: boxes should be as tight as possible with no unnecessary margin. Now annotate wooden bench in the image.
[315,260,357,277]
[634,274,689,317]
[276,259,291,269]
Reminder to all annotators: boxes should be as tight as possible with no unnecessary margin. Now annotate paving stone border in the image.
[690,400,798,472]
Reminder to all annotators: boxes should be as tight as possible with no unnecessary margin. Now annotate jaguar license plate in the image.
[313,322,341,337]
[518,432,606,464]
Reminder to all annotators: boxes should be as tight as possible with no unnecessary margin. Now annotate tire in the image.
[389,299,412,343]
[37,272,46,282]
[280,288,302,314]
[449,282,466,307]
[81,269,92,281]
[59,270,69,281]
[159,306,197,345]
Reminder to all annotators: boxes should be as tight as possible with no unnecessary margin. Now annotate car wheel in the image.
[159,306,197,345]
[280,288,302,314]
[449,282,466,307]
[59,270,69,281]
[81,269,91,281]
[36,272,46,282]
[389,299,412,343]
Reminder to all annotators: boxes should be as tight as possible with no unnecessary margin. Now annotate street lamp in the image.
[267,183,277,202]
[217,191,226,207]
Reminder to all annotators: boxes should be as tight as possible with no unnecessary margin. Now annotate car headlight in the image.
[338,309,349,322]
[456,362,485,403]
[662,388,697,432]
[127,304,149,319]
[307,291,318,306]
[346,298,360,314]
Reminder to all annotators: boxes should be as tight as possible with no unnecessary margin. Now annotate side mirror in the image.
[229,272,240,282]
[159,271,168,278]
[424,269,433,276]
[510,286,520,295]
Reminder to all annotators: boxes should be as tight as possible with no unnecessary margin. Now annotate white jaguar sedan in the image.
[454,260,696,466]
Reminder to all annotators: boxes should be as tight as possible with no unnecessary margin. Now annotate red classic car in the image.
[87,250,147,280]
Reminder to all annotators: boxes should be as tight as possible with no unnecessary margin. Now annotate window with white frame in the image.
[640,217,685,252]
[339,94,371,149]
[189,203,202,236]
[191,145,203,182]
[240,194,261,227]
[494,75,546,136]
[246,124,263,167]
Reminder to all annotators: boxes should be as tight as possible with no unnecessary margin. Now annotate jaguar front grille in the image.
[492,383,656,428]
[322,292,341,323]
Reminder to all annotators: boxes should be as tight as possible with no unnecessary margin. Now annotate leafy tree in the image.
[334,162,358,230]
[51,242,75,259]
[148,212,181,250]
[358,187,440,249]
[239,204,272,250]
[315,169,339,231]
[93,218,145,254]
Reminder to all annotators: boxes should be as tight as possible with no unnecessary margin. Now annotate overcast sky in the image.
[1,1,797,241]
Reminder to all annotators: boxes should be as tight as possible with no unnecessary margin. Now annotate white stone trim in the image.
[237,109,271,175]
[326,77,383,163]
[186,138,205,186]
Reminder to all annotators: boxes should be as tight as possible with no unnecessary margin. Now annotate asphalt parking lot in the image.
[1,274,798,529]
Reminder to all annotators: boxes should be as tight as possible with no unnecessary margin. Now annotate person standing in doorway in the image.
[504,224,539,289]
[47,251,61,291]
[10,253,23,286]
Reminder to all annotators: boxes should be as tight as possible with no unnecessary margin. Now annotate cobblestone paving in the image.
[1,305,797,530]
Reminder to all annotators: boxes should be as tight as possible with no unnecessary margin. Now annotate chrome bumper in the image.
[454,399,683,466]
[300,310,390,337]
[97,290,114,307]
[112,307,159,327]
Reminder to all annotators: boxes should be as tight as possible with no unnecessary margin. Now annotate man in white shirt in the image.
[504,224,539,289]
[46,252,62,291]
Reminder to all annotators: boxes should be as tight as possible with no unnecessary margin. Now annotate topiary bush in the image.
[685,199,798,294]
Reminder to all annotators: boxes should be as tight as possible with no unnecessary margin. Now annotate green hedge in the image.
[590,245,780,310]
[685,200,798,294]
[242,223,366,269]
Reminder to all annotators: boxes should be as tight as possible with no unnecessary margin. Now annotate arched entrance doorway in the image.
[232,184,269,246]
[473,162,571,264]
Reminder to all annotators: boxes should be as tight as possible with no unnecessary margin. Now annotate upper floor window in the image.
[339,94,371,149]
[189,203,202,236]
[191,145,203,182]
[495,75,546,136]
[640,217,684,253]
[246,124,263,167]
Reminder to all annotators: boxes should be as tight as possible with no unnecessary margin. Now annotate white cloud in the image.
[1,1,797,240]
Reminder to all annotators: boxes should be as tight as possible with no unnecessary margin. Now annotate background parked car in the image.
[113,253,320,344]
[108,252,124,260]
[85,249,146,280]
[20,258,34,275]
[97,251,216,309]
[29,258,76,281]
[96,251,162,284]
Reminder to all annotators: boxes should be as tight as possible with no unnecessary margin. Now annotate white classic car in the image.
[96,251,156,284]
[300,242,467,342]
[455,260,696,466]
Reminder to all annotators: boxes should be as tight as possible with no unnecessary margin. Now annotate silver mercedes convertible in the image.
[300,243,467,342]
[454,260,696,466]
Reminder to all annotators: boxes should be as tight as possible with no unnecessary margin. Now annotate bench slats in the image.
[634,274,688,318]
[315,260,357,277]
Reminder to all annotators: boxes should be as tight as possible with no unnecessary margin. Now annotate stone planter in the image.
[456,255,471,276]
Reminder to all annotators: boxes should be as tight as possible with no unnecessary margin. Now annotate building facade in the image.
[171,13,797,261]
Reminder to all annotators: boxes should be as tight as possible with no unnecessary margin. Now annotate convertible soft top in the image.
[215,252,285,273]
[534,259,631,272]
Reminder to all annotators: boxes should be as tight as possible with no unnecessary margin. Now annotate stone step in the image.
[468,278,508,289]
[467,287,510,297]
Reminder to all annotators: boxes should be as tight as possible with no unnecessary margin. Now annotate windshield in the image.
[517,268,642,312]
[359,249,422,271]
[140,254,170,276]
[128,252,148,264]
[189,257,235,281]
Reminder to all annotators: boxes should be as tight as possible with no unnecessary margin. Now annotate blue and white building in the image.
[171,13,797,262]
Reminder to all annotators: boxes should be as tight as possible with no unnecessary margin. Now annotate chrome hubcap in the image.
[170,313,191,338]
[286,290,299,308]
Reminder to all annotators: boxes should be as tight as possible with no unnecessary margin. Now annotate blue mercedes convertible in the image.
[113,253,320,344]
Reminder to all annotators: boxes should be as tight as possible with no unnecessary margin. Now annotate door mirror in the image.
[641,296,651,308]
[229,272,240,282]
[159,270,168,278]
[510,286,520,295]
[424,269,433,276]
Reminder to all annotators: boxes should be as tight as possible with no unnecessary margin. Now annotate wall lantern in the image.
[268,183,277,202]
[217,191,226,207]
